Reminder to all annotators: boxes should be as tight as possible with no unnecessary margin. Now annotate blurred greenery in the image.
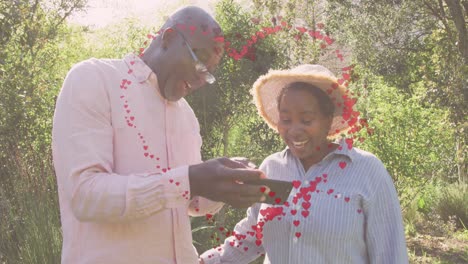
[0,0,466,263]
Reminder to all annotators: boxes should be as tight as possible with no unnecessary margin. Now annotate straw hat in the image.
[251,64,354,139]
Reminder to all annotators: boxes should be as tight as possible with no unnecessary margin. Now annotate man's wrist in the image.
[188,164,200,198]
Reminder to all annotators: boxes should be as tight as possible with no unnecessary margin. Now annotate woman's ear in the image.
[161,27,177,50]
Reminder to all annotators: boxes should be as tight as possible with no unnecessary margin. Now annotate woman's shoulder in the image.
[351,147,385,167]
[259,149,289,169]
[350,147,395,186]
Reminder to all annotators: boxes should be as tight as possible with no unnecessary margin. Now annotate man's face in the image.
[159,31,223,101]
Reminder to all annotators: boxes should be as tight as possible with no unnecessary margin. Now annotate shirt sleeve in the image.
[200,203,265,264]
[364,161,409,264]
[180,102,224,217]
[53,61,191,223]
[188,196,224,217]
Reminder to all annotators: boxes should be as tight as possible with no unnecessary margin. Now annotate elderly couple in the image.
[52,5,408,264]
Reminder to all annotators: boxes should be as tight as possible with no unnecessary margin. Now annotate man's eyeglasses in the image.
[175,30,216,85]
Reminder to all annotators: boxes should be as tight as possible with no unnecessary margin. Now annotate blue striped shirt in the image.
[201,139,408,264]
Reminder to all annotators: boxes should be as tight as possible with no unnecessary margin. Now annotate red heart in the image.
[292,197,298,204]
[339,162,347,169]
[295,232,301,238]
[126,110,131,113]
[302,201,311,210]
[244,247,248,252]
[175,182,180,186]
[327,189,334,195]
[301,210,309,217]
[357,209,362,214]
[169,179,174,183]
[229,241,235,247]
[323,174,328,178]
[260,187,266,193]
[150,154,154,159]
[292,180,301,188]
[303,194,311,201]
[291,209,297,215]
[293,220,300,227]
[143,145,148,150]
[300,187,308,195]
[127,69,133,74]
[255,240,262,246]
[162,168,167,173]
[144,153,149,157]
[268,191,276,197]
[124,104,128,108]
[275,198,281,204]
[345,197,350,202]
[130,61,135,65]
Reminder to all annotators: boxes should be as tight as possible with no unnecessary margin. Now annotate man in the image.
[52,6,266,264]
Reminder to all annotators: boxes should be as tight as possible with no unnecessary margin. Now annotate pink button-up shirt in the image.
[52,53,223,264]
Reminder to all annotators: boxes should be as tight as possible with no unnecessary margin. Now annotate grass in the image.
[0,176,62,264]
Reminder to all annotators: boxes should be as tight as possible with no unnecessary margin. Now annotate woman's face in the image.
[277,88,333,165]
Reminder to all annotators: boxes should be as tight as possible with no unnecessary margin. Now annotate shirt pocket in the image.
[304,192,364,240]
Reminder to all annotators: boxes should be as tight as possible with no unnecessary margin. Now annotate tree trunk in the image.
[444,0,468,63]
[222,123,229,157]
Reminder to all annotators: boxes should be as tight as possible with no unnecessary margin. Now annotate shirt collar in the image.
[331,138,357,162]
[124,53,165,100]
[124,53,154,84]
[281,137,356,162]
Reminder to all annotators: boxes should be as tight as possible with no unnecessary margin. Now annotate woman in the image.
[200,65,408,264]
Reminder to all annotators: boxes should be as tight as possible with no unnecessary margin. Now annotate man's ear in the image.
[161,27,178,50]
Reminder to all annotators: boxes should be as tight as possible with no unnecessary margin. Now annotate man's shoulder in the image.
[67,57,123,76]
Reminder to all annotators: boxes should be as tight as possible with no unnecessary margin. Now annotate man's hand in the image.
[189,158,268,208]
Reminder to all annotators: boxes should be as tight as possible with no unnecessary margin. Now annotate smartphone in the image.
[244,178,293,205]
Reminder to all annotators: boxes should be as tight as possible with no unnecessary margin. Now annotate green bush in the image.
[435,183,468,230]
[350,70,457,210]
